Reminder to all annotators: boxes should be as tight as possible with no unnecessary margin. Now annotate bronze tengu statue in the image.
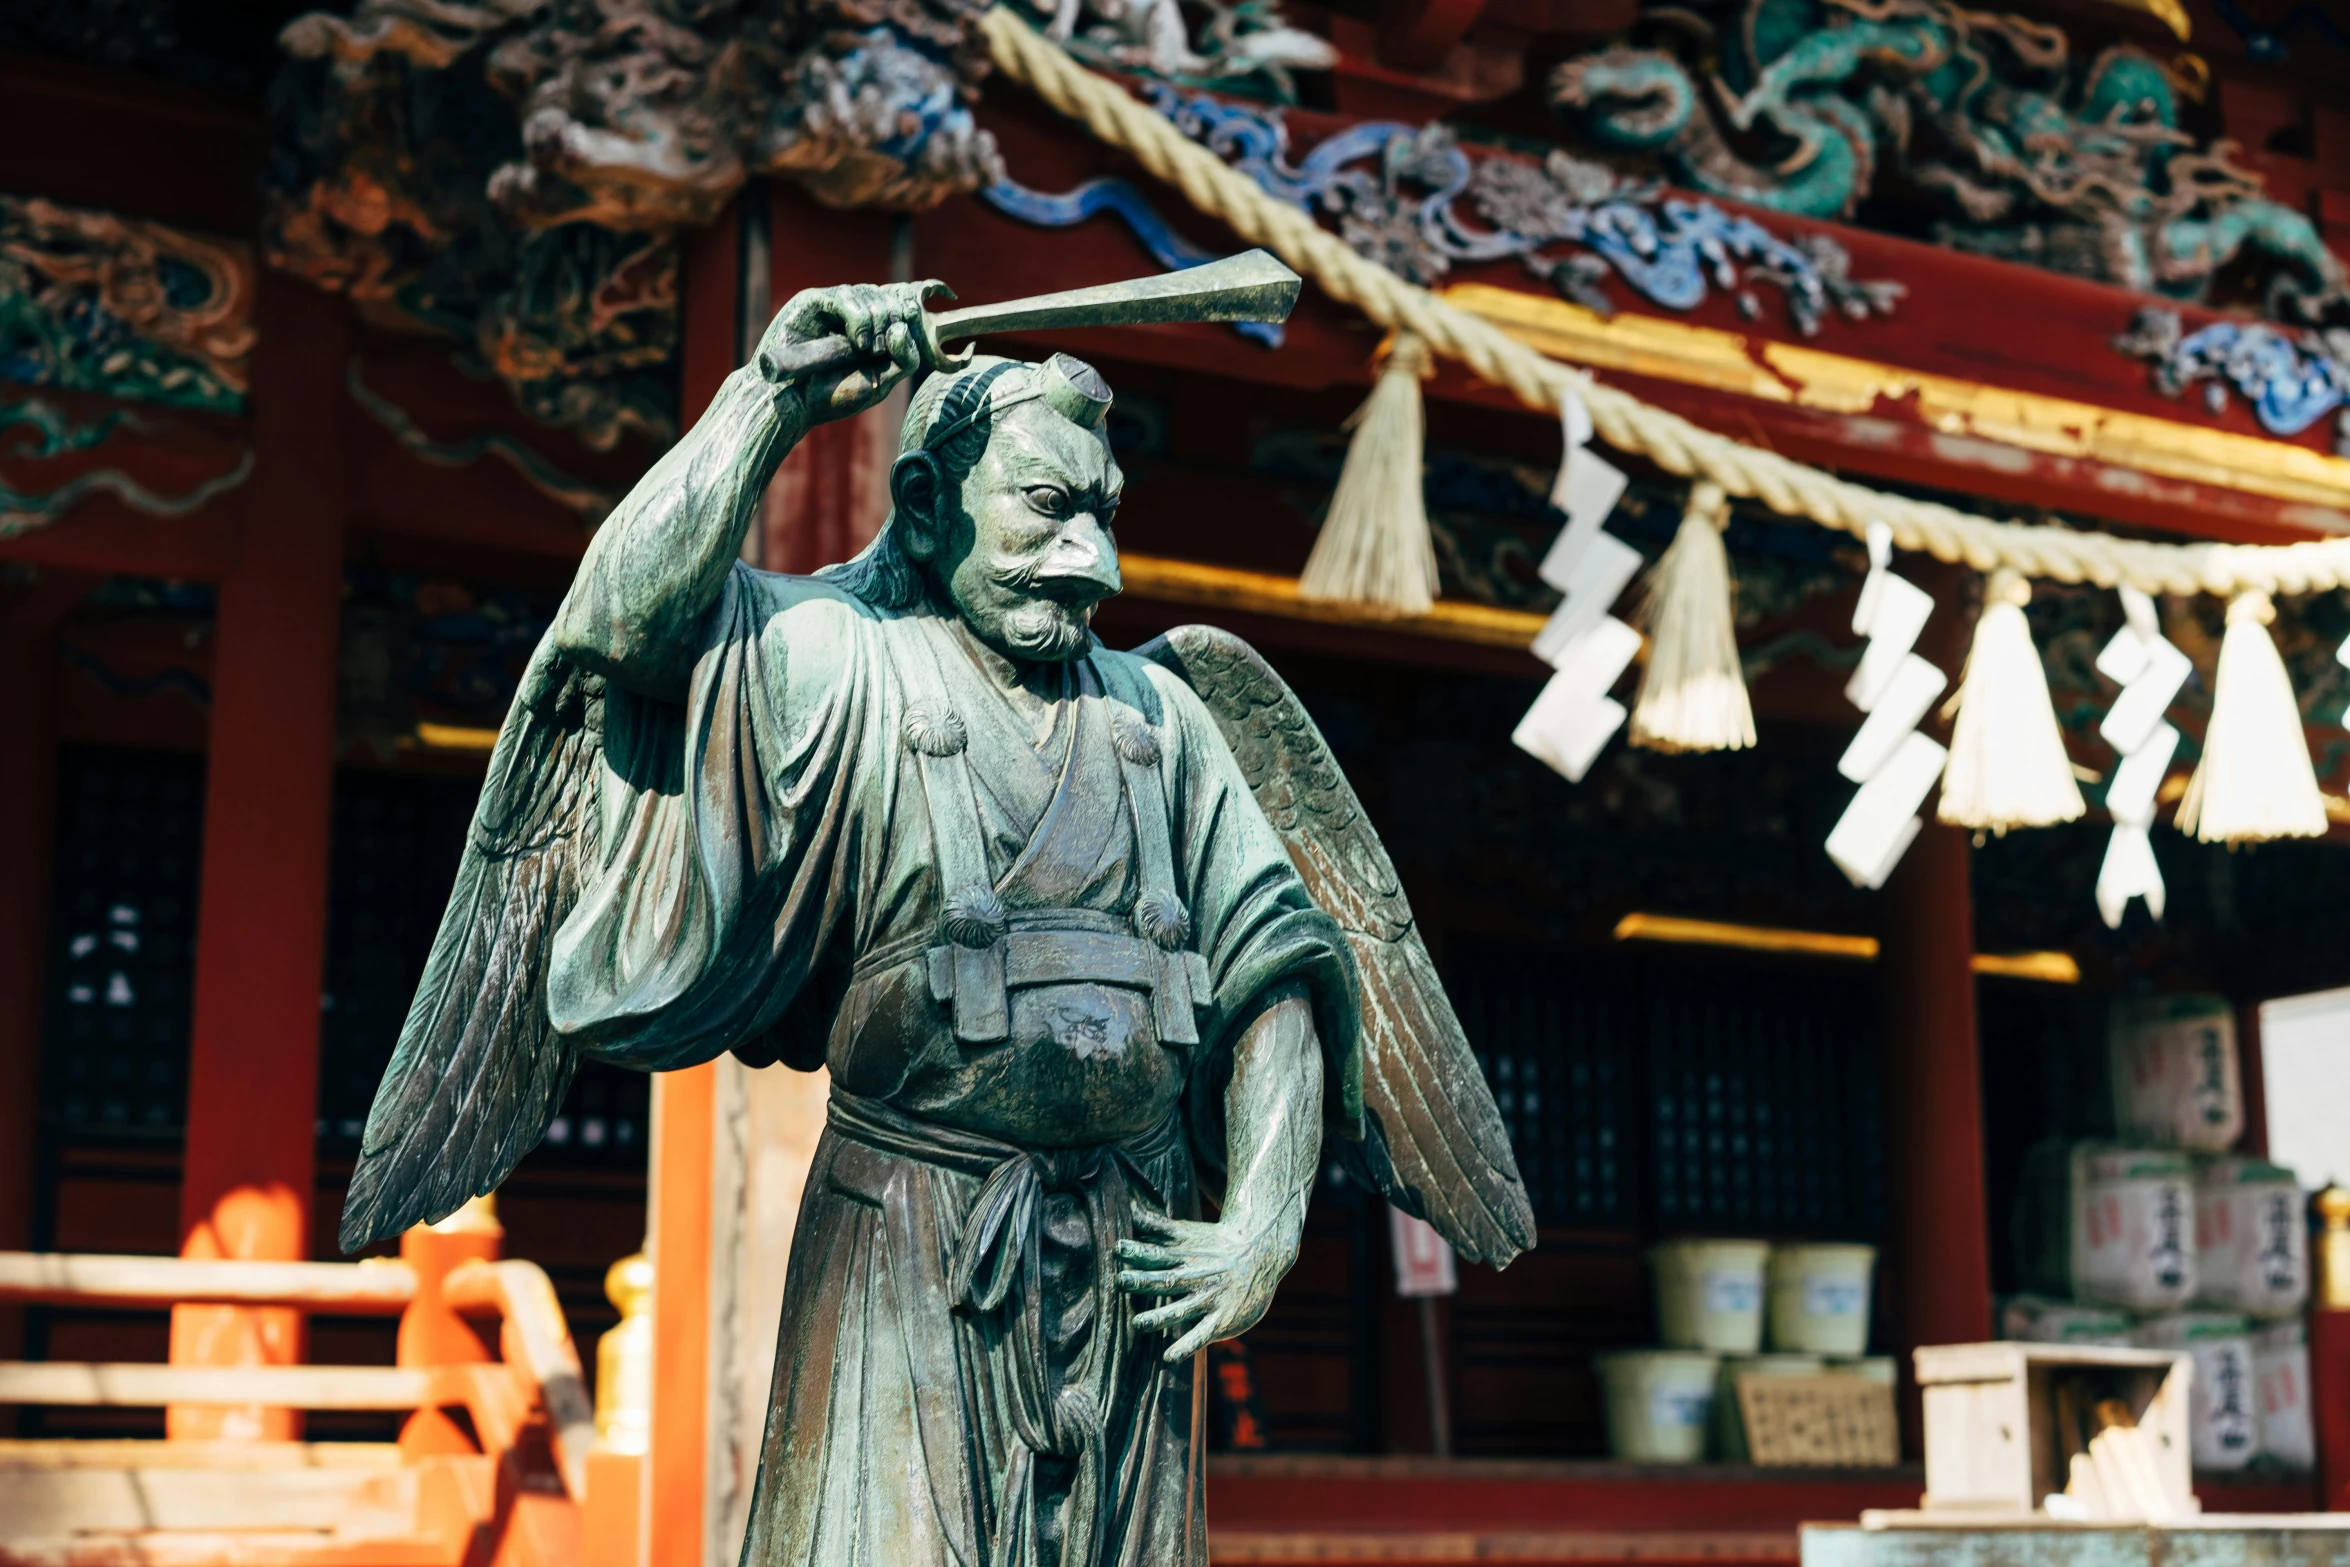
[341,253,1533,1567]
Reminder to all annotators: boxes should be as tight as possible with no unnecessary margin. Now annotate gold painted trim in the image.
[414,721,501,752]
[1611,911,2081,980]
[1613,912,1879,960]
[1442,284,2350,521]
[1117,552,1547,649]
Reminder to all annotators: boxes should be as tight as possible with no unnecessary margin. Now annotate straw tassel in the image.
[1630,482,1754,753]
[2176,589,2327,844]
[1936,568,2085,831]
[1299,332,1438,617]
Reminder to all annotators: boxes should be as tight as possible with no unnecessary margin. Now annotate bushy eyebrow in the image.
[998,427,1116,506]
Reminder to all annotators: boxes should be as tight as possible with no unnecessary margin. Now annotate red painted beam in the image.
[961,91,2350,547]
[1204,1457,1922,1533]
[168,274,349,1441]
[1379,0,1495,70]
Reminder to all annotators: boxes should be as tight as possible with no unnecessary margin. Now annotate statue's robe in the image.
[538,564,1360,1567]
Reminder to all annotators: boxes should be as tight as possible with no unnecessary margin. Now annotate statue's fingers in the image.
[1133,1292,1213,1335]
[1129,1209,1205,1239]
[1116,1259,1222,1293]
[1114,1238,1187,1268]
[885,321,921,376]
[847,297,884,355]
[1163,1313,1224,1363]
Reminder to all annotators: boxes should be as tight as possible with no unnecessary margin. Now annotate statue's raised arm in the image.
[551,283,933,698]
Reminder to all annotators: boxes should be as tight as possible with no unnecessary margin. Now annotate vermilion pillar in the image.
[1877,567,1992,1454]
[169,274,348,1439]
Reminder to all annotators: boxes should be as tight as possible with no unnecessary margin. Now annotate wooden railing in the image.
[0,1214,599,1567]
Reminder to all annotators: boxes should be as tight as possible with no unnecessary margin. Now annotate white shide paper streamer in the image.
[2095,587,2189,927]
[1513,392,1636,784]
[1825,521,1949,889]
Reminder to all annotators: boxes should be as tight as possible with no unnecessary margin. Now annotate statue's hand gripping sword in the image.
[756,249,1302,383]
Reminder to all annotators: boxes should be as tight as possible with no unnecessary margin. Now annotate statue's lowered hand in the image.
[757,281,939,424]
[1116,1202,1302,1363]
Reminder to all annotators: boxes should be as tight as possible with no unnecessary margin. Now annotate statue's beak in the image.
[1032,517,1122,602]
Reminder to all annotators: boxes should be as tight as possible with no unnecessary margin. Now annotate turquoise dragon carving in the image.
[1549,0,2349,322]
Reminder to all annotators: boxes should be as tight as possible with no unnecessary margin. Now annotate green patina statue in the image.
[339,257,1532,1567]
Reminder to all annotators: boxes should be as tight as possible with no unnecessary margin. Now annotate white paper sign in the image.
[1389,1205,1458,1298]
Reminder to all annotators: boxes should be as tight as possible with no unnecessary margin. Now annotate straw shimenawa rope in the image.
[980,7,2350,602]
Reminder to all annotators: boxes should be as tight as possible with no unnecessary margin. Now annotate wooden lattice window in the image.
[41,746,206,1140]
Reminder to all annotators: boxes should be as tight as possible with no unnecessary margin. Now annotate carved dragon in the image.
[1548,0,2350,322]
[265,0,1328,448]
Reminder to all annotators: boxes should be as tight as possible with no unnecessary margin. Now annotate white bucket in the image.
[1651,1239,1771,1353]
[1714,1354,1822,1461]
[1767,1243,1877,1355]
[1597,1350,1720,1463]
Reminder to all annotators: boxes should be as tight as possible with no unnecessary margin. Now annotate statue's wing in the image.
[339,641,604,1252]
[1136,624,1535,1268]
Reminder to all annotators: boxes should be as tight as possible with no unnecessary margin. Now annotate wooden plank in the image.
[0,1363,429,1410]
[0,1439,402,1471]
[0,1533,466,1567]
[0,1464,413,1536]
[0,1254,415,1313]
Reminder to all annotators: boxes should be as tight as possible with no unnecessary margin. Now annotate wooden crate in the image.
[1913,1343,2193,1518]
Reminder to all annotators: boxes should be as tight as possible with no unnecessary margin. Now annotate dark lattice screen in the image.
[1444,939,1884,1240]
[1449,943,1637,1228]
[41,747,207,1139]
[319,770,649,1167]
[1645,952,1885,1239]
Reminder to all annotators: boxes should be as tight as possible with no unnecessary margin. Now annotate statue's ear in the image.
[890,450,944,562]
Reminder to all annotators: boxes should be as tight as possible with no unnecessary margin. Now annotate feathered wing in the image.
[1136,624,1535,1268]
[339,641,605,1252]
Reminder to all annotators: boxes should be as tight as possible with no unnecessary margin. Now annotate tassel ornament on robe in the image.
[1630,482,1754,753]
[1936,567,2085,832]
[2176,589,2327,844]
[1299,332,1438,617]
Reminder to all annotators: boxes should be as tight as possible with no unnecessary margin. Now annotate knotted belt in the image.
[828,1090,1188,1567]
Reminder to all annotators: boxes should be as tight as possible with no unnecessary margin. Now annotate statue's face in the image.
[899,401,1124,664]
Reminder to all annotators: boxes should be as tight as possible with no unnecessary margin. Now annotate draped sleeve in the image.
[546,562,900,1072]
